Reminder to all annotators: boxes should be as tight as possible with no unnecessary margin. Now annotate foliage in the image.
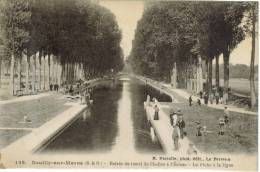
[0,0,123,78]
[130,1,246,85]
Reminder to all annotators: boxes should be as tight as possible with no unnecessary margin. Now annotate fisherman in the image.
[154,105,159,120]
[170,110,180,150]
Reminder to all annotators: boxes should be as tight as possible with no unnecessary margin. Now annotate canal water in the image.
[42,78,171,155]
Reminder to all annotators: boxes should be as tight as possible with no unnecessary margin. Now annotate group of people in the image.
[188,90,229,107]
[218,106,230,135]
[199,90,229,105]
[148,92,231,154]
[49,83,59,91]
[169,109,186,151]
[147,95,190,152]
[154,105,197,154]
[80,89,91,105]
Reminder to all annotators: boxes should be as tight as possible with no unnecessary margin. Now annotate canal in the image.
[42,78,172,155]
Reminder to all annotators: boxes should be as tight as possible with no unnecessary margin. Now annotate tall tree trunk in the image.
[61,64,65,84]
[57,58,61,85]
[196,56,203,93]
[0,58,2,88]
[32,54,36,93]
[9,54,15,95]
[223,48,230,95]
[17,54,22,93]
[47,54,51,90]
[52,55,55,84]
[250,5,257,109]
[43,55,46,90]
[205,58,209,92]
[38,51,42,90]
[65,62,68,84]
[215,55,220,91]
[25,54,30,93]
[55,56,59,84]
[71,63,74,83]
[208,57,213,92]
[74,63,77,81]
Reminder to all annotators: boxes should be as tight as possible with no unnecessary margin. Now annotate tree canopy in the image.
[0,0,124,79]
[130,1,247,88]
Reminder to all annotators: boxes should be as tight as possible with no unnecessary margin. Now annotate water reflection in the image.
[43,78,170,154]
[111,82,135,153]
[82,108,91,122]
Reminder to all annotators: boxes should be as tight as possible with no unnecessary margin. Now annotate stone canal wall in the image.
[1,78,115,156]
[1,102,87,155]
[144,101,199,155]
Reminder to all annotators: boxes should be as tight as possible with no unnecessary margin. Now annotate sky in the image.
[100,0,258,66]
[100,0,144,59]
[217,37,259,66]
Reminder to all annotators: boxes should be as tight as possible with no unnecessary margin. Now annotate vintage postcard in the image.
[0,0,258,171]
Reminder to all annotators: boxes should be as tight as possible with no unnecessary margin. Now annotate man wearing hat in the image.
[177,115,185,139]
[176,108,185,139]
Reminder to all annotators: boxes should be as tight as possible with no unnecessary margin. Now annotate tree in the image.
[1,0,31,95]
[130,1,246,98]
[0,0,123,94]
[243,2,258,109]
[221,3,245,96]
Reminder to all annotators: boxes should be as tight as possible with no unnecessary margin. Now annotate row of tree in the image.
[129,1,257,108]
[0,0,124,95]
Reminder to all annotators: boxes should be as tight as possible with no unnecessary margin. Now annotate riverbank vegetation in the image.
[129,1,258,109]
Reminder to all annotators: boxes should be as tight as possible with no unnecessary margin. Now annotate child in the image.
[195,121,202,136]
[218,117,225,135]
[224,107,230,124]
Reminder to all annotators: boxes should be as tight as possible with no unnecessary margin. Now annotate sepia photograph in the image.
[0,0,258,171]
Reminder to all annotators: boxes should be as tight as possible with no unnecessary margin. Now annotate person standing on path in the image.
[204,93,208,105]
[223,92,228,105]
[170,111,180,150]
[189,95,192,106]
[215,91,220,105]
[154,105,159,120]
[199,91,203,99]
[177,115,185,139]
[209,92,214,104]
[50,83,53,91]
